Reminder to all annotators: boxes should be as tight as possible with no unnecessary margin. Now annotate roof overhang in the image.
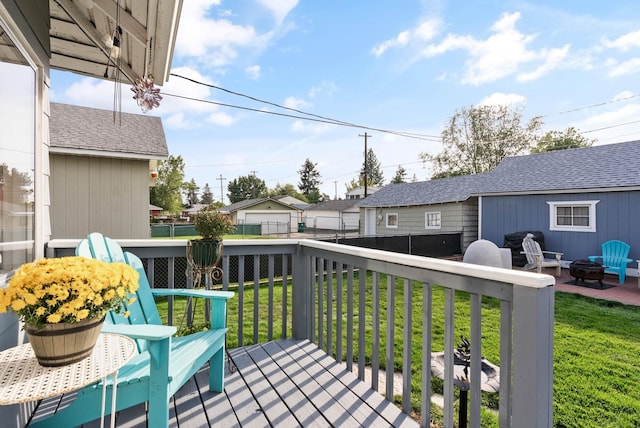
[49,0,182,85]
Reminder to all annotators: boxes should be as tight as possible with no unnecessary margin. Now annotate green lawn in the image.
[156,275,640,427]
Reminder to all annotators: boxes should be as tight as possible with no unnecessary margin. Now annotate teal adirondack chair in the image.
[589,240,633,284]
[30,232,234,428]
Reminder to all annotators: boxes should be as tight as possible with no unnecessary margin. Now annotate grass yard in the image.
[156,274,640,427]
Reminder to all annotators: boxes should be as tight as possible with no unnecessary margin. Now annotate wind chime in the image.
[102,0,162,120]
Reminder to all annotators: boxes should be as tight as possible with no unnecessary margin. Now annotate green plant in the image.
[193,204,235,240]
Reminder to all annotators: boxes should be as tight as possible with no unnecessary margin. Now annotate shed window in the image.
[547,201,598,232]
[425,212,441,229]
[386,213,398,228]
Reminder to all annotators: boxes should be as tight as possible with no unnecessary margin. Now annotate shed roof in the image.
[49,102,168,159]
[358,140,640,208]
[224,198,297,213]
[308,199,361,211]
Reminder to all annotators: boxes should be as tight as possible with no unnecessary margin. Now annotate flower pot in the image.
[188,239,223,269]
[25,316,105,367]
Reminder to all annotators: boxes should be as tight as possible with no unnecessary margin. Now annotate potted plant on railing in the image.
[189,205,235,269]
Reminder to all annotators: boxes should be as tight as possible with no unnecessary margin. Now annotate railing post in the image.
[511,283,554,427]
[292,244,312,340]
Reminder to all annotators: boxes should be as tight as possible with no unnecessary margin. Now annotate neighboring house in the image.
[357,176,482,250]
[271,194,311,210]
[181,203,208,221]
[478,141,640,264]
[150,204,164,218]
[0,3,182,425]
[305,199,360,231]
[346,185,380,200]
[49,103,168,239]
[224,198,300,234]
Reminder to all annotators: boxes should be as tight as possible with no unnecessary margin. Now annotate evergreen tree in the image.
[298,158,322,196]
[184,178,200,207]
[201,183,214,204]
[360,148,384,186]
[150,155,186,215]
[390,164,407,184]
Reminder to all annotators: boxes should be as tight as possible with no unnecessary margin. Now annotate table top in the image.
[0,333,136,405]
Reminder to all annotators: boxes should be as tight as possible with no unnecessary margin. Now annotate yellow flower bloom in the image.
[1,256,138,326]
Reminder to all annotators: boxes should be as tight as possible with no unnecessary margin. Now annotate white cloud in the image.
[62,77,141,113]
[602,30,640,52]
[308,81,338,99]
[206,111,236,126]
[372,18,443,57]
[256,0,298,25]
[607,57,640,77]
[245,65,261,80]
[291,120,331,134]
[479,92,527,107]
[517,45,570,82]
[613,90,635,101]
[175,1,272,67]
[284,96,309,109]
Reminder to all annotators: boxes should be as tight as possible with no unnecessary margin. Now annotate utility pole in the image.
[358,133,372,198]
[216,174,226,204]
[334,181,338,200]
[250,170,257,199]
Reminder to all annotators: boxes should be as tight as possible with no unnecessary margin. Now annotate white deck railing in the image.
[46,238,555,428]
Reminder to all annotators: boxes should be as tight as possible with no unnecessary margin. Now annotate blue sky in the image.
[51,0,640,201]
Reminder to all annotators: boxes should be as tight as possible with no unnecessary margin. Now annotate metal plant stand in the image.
[186,240,236,373]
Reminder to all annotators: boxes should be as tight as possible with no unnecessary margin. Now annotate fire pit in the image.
[569,260,605,288]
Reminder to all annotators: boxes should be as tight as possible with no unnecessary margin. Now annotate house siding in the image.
[362,199,478,251]
[50,155,150,239]
[481,191,640,262]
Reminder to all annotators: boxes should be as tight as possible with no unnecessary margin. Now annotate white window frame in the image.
[425,211,441,229]
[386,213,398,229]
[547,200,599,232]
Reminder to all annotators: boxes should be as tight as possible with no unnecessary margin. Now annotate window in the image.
[547,201,599,232]
[386,213,398,228]
[425,211,441,229]
[0,21,36,274]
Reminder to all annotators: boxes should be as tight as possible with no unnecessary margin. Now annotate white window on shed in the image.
[547,200,599,232]
[386,213,398,228]
[425,211,441,229]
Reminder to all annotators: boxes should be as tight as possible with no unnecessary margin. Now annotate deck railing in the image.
[46,238,554,428]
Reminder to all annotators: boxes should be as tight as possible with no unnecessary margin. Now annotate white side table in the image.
[0,333,136,428]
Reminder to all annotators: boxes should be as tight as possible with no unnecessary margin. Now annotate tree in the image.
[421,105,543,179]
[298,159,322,197]
[150,155,186,214]
[200,183,214,204]
[305,189,325,204]
[531,127,595,153]
[227,174,268,203]
[390,164,407,184]
[268,183,308,202]
[360,148,384,186]
[184,178,200,207]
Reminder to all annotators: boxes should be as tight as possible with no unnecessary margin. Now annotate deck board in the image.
[29,339,419,427]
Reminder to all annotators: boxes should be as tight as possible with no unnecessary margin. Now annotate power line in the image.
[541,93,640,118]
[167,73,442,141]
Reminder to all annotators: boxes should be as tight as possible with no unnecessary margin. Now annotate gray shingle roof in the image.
[307,199,360,211]
[49,103,168,159]
[358,140,640,207]
[481,140,640,193]
[358,173,488,207]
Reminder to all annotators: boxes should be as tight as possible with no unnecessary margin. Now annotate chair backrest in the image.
[522,233,542,266]
[76,232,163,328]
[601,240,631,266]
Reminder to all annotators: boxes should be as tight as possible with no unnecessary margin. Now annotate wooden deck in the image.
[31,339,419,427]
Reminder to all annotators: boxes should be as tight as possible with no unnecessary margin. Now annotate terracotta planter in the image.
[25,316,105,367]
[189,239,223,268]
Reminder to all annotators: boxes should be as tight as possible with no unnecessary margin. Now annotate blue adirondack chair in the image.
[589,240,633,284]
[30,232,234,428]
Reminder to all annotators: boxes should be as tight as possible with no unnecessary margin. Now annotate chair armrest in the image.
[623,257,633,263]
[588,256,602,262]
[541,251,563,257]
[151,289,234,301]
[102,323,177,340]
